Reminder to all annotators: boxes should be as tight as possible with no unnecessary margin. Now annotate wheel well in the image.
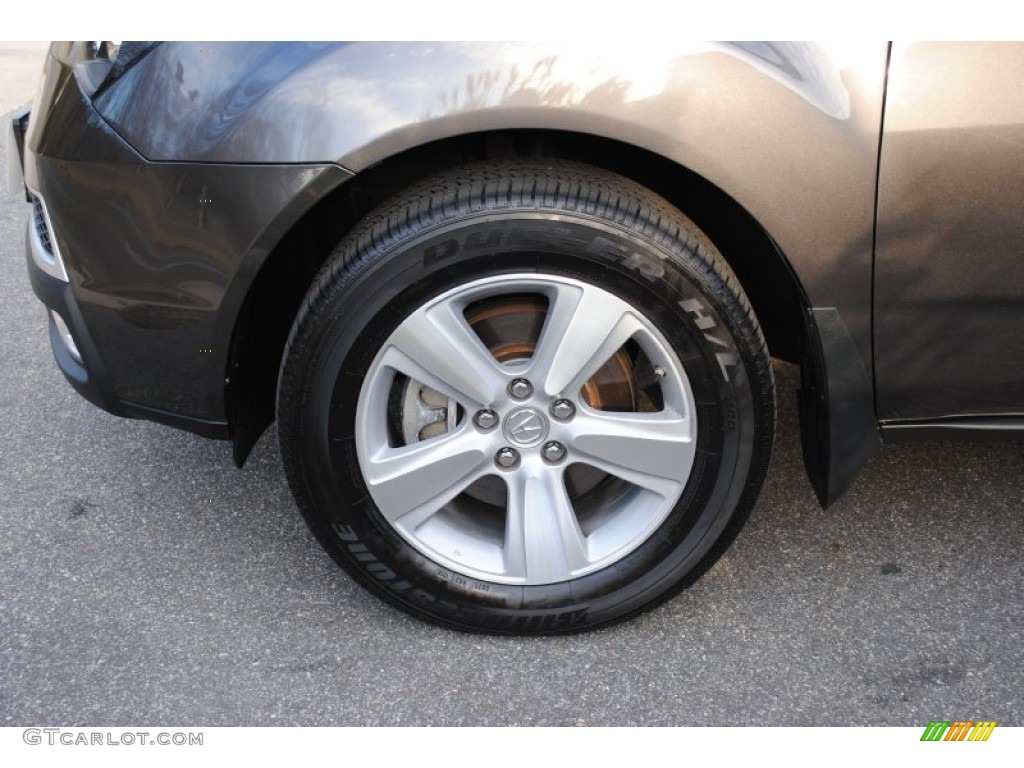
[226,129,807,464]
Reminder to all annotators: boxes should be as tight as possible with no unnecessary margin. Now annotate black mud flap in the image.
[799,307,879,507]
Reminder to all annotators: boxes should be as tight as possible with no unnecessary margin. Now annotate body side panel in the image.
[875,42,1024,420]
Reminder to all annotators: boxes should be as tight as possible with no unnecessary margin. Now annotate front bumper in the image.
[19,51,347,440]
[27,234,126,416]
[12,100,123,414]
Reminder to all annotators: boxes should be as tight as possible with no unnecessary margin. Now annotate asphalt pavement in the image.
[1,43,1022,726]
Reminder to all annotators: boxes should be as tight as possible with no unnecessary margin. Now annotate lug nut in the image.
[541,441,567,464]
[495,447,520,469]
[474,409,498,430]
[508,378,533,400]
[550,399,575,421]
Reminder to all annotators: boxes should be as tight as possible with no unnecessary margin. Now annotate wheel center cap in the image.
[502,406,549,447]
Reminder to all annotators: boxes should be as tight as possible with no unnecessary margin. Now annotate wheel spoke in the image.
[568,409,695,498]
[362,427,490,529]
[528,282,643,397]
[504,468,590,582]
[385,300,506,408]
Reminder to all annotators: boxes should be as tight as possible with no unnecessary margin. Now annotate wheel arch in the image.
[225,128,864,507]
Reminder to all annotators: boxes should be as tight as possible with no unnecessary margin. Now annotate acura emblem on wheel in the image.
[509,413,540,435]
[503,407,549,447]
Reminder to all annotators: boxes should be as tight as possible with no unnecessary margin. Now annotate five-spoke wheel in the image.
[356,274,697,585]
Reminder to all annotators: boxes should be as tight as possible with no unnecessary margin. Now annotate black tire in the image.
[278,161,774,634]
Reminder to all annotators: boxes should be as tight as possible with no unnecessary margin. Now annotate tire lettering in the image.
[332,525,496,607]
[349,546,377,563]
[623,250,665,280]
[464,228,505,251]
[333,525,410,584]
[366,562,396,579]
[679,298,716,330]
[723,396,737,431]
[409,589,436,605]
[423,238,459,265]
[715,352,739,383]
[507,227,548,247]
[333,524,359,542]
[551,227,587,247]
[585,235,623,258]
[585,236,663,281]
[679,297,740,383]
[421,227,664,282]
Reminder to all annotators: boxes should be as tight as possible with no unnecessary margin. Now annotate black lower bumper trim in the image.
[121,401,229,439]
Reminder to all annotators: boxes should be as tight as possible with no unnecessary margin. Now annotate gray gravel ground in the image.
[1,43,1022,726]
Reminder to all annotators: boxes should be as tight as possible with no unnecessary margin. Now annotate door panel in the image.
[875,42,1024,420]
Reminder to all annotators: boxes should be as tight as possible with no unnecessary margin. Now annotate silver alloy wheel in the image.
[355,273,697,586]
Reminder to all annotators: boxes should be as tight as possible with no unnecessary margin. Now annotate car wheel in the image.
[277,161,774,633]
